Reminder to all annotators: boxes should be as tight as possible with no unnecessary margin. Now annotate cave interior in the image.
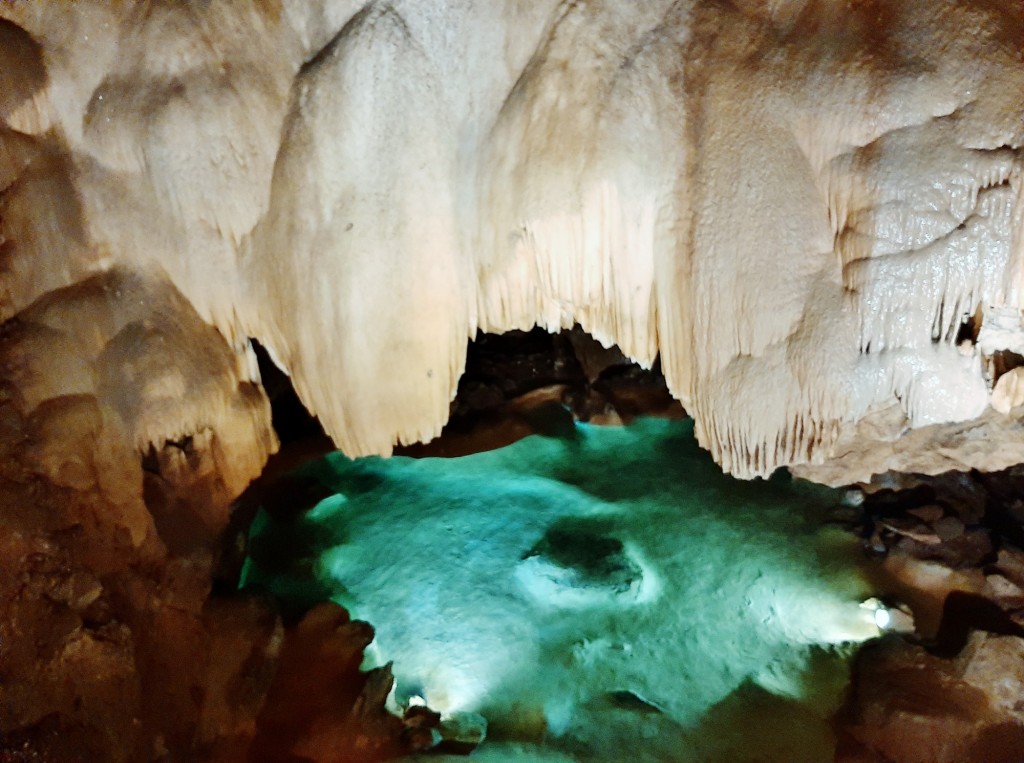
[4,2,1024,762]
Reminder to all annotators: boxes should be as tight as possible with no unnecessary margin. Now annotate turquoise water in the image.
[243,418,877,762]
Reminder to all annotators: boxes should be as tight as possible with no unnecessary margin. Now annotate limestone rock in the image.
[436,712,488,755]
[3,1,1024,479]
[993,368,1024,414]
[250,602,424,763]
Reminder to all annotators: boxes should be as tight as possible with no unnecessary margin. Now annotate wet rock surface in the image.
[838,636,1024,763]
[837,469,1024,762]
[249,603,434,763]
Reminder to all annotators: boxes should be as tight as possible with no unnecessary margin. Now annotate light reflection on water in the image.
[243,418,879,763]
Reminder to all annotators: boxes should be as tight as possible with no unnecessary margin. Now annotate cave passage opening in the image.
[240,416,884,763]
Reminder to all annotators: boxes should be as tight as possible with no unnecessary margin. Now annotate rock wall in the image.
[0,272,424,761]
[0,273,278,759]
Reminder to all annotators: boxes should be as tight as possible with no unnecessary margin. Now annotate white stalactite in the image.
[2,0,1024,478]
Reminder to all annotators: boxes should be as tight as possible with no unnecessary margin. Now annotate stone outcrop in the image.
[839,635,1024,763]
[0,273,277,760]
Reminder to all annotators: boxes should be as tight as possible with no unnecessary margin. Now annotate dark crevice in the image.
[250,338,326,447]
[247,328,683,466]
[141,445,161,475]
[929,591,1024,658]
[990,349,1024,385]
[397,326,684,457]
[454,325,682,425]
[956,307,982,346]
[165,434,194,453]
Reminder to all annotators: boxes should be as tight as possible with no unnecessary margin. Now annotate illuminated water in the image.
[243,418,879,762]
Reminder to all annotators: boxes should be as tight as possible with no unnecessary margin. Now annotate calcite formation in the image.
[2,1,1023,481]
[5,4,1024,760]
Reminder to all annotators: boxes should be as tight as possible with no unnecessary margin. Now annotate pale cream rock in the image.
[983,574,1024,599]
[992,367,1024,414]
[0,272,277,502]
[2,0,1024,479]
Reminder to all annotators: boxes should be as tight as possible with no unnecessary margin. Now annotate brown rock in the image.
[996,546,1024,591]
[957,633,1024,724]
[984,574,1024,600]
[841,638,1024,763]
[891,527,993,569]
[907,504,945,524]
[933,516,966,542]
[251,602,413,763]
[0,274,280,763]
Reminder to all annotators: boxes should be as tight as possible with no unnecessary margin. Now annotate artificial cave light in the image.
[243,418,884,763]
[860,597,892,631]
[875,607,892,630]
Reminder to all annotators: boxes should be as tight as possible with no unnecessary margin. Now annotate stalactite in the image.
[2,0,1024,479]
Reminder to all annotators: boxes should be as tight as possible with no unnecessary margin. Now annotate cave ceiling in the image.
[2,0,1024,483]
